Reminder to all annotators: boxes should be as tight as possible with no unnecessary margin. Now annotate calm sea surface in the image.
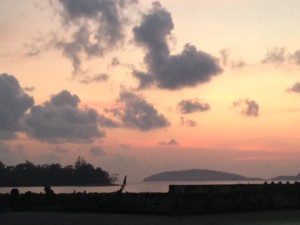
[0,180,267,194]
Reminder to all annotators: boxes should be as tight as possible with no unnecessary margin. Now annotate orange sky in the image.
[1,0,300,182]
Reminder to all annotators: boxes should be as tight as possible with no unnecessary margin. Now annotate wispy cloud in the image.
[177,98,210,114]
[233,99,259,117]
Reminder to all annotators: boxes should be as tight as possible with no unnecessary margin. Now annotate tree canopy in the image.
[0,157,113,187]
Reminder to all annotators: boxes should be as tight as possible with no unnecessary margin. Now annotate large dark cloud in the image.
[25,90,105,143]
[106,90,170,131]
[177,99,210,114]
[0,73,34,139]
[132,2,222,90]
[233,99,259,117]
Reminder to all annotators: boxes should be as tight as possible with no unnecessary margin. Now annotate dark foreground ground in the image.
[1,210,300,225]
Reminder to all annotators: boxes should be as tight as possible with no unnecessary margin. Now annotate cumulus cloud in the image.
[90,146,106,157]
[118,90,170,131]
[0,73,34,139]
[106,90,170,131]
[25,90,105,143]
[132,2,222,90]
[159,138,178,146]
[233,99,259,117]
[177,98,210,114]
[261,48,287,65]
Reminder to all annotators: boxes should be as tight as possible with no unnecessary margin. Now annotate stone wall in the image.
[1,183,300,215]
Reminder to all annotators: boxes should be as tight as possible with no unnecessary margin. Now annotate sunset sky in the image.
[1,0,300,182]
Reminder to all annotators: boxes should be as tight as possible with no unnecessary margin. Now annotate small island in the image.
[272,173,300,181]
[0,156,114,187]
[143,169,261,182]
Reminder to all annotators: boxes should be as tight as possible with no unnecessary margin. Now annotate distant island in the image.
[0,156,114,187]
[272,173,300,181]
[143,169,261,182]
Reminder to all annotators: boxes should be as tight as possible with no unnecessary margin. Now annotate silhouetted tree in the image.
[75,156,87,169]
[0,157,112,187]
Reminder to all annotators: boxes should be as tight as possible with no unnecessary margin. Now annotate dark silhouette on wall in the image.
[117,175,127,194]
[44,186,54,195]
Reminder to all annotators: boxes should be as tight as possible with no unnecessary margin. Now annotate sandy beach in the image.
[1,210,300,225]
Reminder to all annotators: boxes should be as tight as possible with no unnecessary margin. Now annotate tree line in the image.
[0,156,113,187]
